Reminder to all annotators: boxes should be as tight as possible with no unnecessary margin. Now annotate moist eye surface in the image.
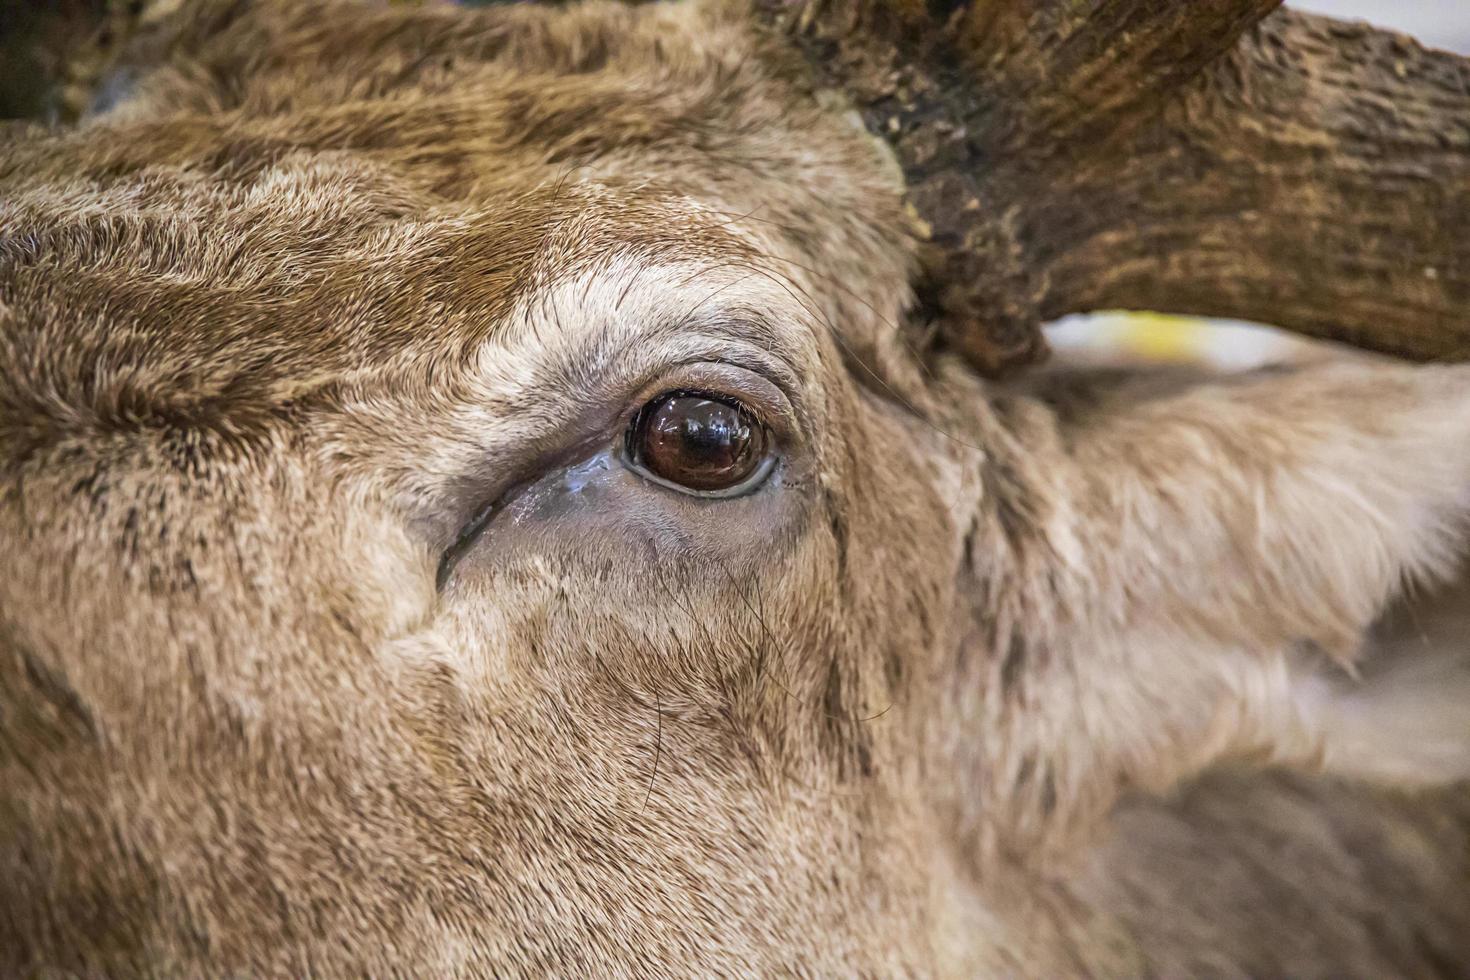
[624,390,773,496]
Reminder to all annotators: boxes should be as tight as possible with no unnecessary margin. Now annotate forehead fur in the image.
[0,152,760,463]
[0,0,917,466]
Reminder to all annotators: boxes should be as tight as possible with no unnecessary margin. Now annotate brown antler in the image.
[757,0,1470,375]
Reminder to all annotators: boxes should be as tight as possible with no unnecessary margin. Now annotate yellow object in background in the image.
[1111,313,1212,363]
[1047,312,1311,371]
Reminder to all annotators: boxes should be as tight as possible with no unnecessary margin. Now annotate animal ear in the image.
[967,360,1470,858]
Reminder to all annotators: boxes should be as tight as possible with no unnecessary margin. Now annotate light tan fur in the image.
[2,1,1468,975]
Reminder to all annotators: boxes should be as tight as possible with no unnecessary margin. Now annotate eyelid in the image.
[619,360,798,449]
[620,449,777,500]
[432,361,798,589]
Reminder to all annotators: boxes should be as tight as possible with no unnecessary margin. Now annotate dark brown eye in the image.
[625,391,772,496]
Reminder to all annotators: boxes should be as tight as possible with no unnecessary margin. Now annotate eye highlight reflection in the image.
[622,390,774,497]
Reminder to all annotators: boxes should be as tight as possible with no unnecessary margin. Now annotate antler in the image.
[756,0,1470,375]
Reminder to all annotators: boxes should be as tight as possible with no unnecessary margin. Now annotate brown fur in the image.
[2,1,1468,975]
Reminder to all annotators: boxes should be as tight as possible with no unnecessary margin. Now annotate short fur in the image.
[2,1,1468,975]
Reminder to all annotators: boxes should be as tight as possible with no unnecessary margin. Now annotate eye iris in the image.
[632,393,767,492]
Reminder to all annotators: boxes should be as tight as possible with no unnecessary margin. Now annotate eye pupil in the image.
[629,392,769,493]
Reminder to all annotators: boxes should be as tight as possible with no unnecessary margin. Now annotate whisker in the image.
[711,555,894,725]
[700,207,944,383]
[725,256,990,456]
[641,686,664,814]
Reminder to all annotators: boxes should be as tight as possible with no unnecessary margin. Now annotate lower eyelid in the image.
[619,444,778,500]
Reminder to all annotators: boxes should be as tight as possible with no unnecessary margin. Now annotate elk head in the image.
[2,0,1469,974]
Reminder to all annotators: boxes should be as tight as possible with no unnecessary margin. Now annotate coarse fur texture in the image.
[1,0,1468,975]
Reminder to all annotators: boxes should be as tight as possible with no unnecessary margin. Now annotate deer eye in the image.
[623,391,774,497]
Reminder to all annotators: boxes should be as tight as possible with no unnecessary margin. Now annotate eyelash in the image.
[622,386,771,434]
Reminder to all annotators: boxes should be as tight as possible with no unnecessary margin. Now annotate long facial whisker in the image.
[641,686,664,814]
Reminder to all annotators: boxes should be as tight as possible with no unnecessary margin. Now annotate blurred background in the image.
[1295,0,1470,51]
[1051,0,1470,369]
